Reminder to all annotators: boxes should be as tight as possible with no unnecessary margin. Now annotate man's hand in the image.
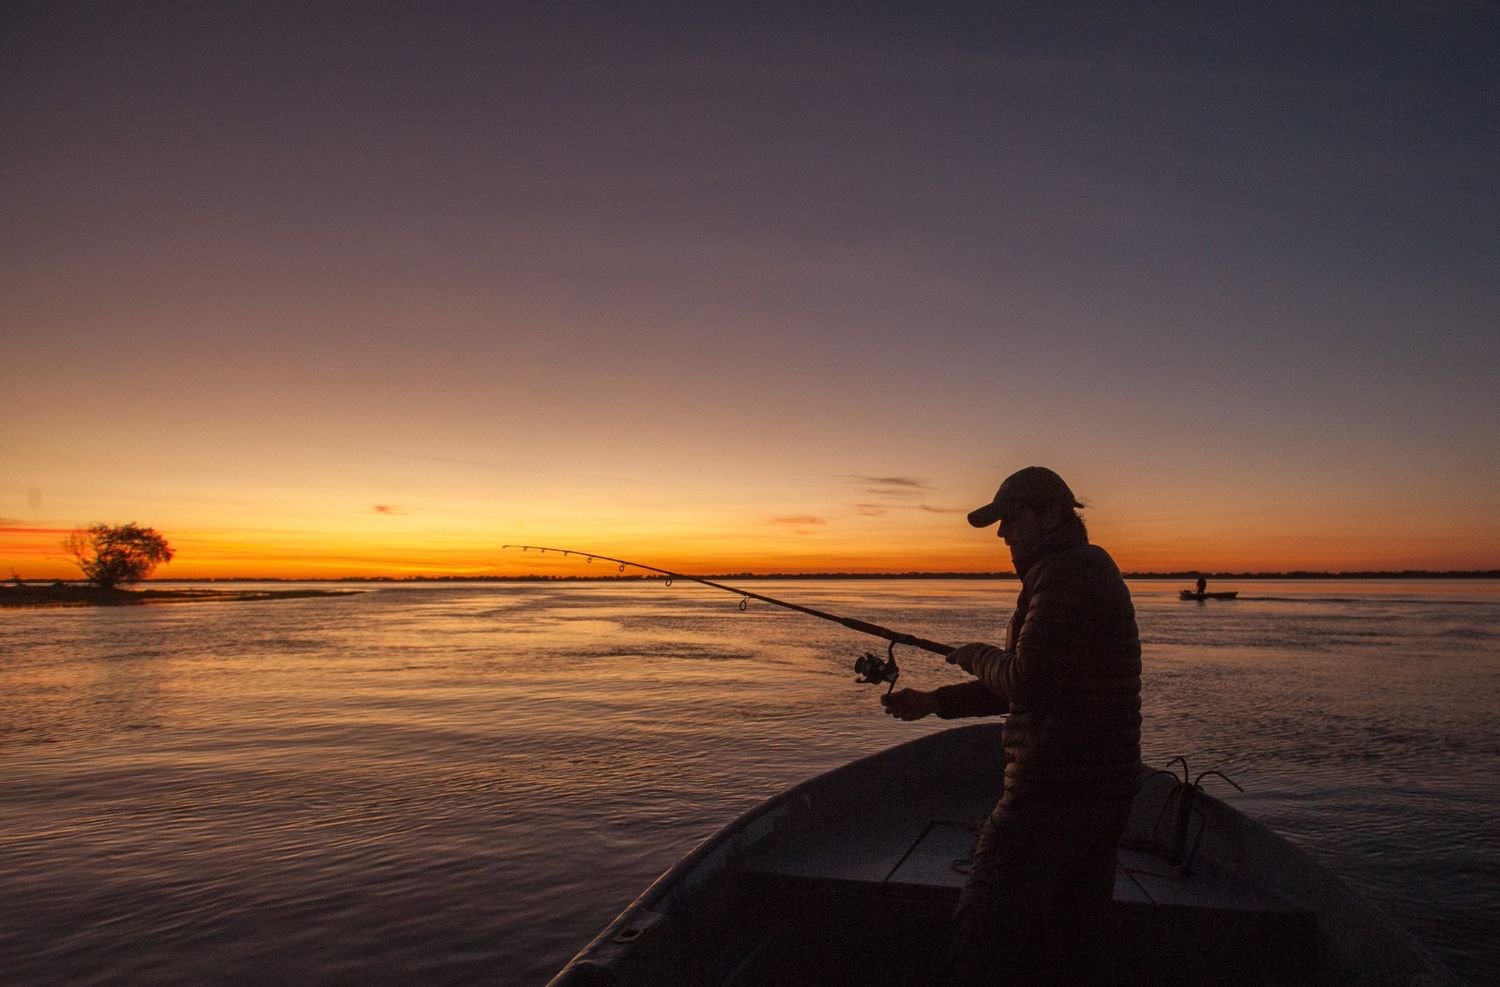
[881,688,940,721]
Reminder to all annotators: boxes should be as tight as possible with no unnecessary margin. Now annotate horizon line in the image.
[26,568,1500,583]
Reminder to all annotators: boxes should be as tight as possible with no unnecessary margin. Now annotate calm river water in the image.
[2,578,1497,985]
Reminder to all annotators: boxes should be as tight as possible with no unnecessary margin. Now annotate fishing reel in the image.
[853,642,900,693]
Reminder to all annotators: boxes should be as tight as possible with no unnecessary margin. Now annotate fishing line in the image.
[501,544,956,687]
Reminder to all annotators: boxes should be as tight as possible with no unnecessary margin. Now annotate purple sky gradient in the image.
[3,2,1496,574]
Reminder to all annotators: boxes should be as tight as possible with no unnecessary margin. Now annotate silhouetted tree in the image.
[64,523,174,590]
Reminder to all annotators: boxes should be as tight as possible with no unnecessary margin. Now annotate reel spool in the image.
[853,641,900,693]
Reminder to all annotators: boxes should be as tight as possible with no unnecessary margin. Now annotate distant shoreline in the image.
[0,585,362,608]
[15,569,1497,587]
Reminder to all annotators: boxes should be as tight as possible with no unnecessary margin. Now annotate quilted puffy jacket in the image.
[932,519,1142,800]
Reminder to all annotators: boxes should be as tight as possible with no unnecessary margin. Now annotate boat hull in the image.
[1180,590,1239,600]
[547,724,1456,986]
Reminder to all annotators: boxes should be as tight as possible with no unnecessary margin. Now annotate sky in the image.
[3,1,1497,579]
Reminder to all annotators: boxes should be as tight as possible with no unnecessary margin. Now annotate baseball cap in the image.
[967,466,1083,528]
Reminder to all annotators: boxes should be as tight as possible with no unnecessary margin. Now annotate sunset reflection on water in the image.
[1,579,1495,985]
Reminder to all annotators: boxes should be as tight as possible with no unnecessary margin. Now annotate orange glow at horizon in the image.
[5,510,1495,582]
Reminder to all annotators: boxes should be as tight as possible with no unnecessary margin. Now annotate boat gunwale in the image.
[610,724,1001,915]
[544,724,1003,984]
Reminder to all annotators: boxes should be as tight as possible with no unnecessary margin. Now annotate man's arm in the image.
[969,565,1098,709]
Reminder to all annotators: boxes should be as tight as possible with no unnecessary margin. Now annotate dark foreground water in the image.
[2,579,1497,985]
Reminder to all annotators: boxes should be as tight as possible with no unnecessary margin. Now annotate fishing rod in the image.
[502,545,957,689]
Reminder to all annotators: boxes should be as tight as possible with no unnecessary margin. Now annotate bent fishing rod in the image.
[502,545,957,689]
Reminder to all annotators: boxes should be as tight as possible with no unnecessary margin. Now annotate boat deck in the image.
[738,781,1319,985]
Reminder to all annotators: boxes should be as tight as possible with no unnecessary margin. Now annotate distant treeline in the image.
[1125,570,1500,580]
[1126,570,1500,580]
[106,569,1500,583]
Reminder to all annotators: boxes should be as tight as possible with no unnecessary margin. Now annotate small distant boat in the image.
[546,724,1457,986]
[1180,589,1239,601]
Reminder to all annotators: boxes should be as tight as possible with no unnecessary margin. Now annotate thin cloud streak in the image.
[767,516,828,527]
[846,475,937,499]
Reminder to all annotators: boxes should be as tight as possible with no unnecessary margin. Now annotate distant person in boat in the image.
[1196,574,1208,597]
[881,466,1142,986]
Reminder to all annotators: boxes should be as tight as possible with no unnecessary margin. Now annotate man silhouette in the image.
[882,467,1142,985]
